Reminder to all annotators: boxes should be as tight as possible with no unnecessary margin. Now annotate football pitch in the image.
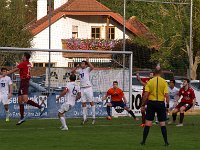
[0,116,200,150]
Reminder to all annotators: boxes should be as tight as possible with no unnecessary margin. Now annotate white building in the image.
[28,0,157,67]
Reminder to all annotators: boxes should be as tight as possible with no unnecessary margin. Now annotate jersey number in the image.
[1,83,5,87]
[80,73,84,79]
[72,86,78,96]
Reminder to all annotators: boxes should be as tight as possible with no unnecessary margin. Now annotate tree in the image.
[98,0,200,79]
[0,0,33,66]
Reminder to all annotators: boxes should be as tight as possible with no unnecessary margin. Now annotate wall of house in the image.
[31,15,132,67]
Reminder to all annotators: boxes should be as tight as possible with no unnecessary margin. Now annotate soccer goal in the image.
[0,47,133,118]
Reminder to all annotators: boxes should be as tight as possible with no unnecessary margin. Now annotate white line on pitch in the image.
[0,123,136,131]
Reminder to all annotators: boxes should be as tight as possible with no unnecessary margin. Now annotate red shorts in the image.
[18,79,30,96]
[175,102,193,112]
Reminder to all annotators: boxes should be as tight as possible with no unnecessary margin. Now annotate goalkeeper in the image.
[102,81,139,120]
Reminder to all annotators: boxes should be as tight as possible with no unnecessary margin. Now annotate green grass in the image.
[0,116,200,150]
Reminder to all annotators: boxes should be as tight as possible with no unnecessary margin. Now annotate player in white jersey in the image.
[72,58,95,125]
[167,79,179,121]
[0,68,12,122]
[168,80,179,111]
[56,74,81,130]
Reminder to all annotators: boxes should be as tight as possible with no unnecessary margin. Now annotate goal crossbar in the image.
[0,47,133,55]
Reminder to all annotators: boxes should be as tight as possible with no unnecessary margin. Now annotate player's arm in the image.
[122,95,127,104]
[136,73,146,86]
[102,94,108,101]
[192,98,196,109]
[71,64,79,74]
[141,91,149,106]
[76,92,81,101]
[1,68,19,77]
[86,58,94,71]
[191,90,196,109]
[56,88,68,101]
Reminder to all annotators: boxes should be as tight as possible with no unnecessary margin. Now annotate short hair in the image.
[69,74,76,81]
[183,78,190,83]
[113,81,118,84]
[24,52,31,60]
[154,68,162,75]
[81,60,88,65]
[1,67,8,72]
[170,79,175,84]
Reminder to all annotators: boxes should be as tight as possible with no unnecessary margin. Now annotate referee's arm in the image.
[141,91,149,107]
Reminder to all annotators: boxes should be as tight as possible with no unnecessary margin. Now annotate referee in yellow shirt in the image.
[140,67,169,146]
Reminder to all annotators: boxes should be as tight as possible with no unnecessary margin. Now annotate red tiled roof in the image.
[62,0,112,12]
[27,0,158,47]
[127,16,159,48]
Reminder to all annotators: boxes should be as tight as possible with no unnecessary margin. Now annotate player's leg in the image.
[58,103,70,130]
[169,103,182,124]
[81,88,88,124]
[16,95,25,125]
[106,102,113,120]
[157,102,169,146]
[177,104,192,126]
[177,106,185,126]
[87,87,95,124]
[23,95,45,116]
[141,107,146,126]
[4,104,9,122]
[82,102,87,124]
[90,101,96,124]
[124,104,138,120]
[140,101,155,145]
[2,95,10,122]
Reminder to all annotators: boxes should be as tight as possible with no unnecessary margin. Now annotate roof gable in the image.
[61,0,111,12]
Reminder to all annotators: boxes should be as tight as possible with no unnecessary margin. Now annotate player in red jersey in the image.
[169,78,196,126]
[136,72,154,127]
[0,52,45,125]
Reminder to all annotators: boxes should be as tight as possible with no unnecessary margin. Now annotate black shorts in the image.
[18,79,30,96]
[110,101,126,108]
[146,100,166,122]
[175,102,193,112]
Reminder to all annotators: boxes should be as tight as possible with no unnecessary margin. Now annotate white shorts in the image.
[169,101,176,111]
[0,94,9,105]
[81,87,94,103]
[58,103,73,114]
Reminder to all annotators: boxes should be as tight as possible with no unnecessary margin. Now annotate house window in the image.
[91,27,101,39]
[33,63,55,67]
[109,27,115,39]
[68,62,74,68]
[45,63,55,67]
[72,25,78,39]
[33,63,43,67]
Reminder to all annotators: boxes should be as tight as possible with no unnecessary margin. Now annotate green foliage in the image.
[0,0,33,66]
[98,0,199,72]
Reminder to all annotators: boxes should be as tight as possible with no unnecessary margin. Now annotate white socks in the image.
[91,105,95,119]
[82,105,95,120]
[82,107,87,121]
[60,117,67,128]
[6,110,9,119]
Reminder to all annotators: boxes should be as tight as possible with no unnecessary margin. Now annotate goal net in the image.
[0,47,133,118]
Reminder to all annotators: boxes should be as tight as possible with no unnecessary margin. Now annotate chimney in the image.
[54,0,68,10]
[37,0,47,20]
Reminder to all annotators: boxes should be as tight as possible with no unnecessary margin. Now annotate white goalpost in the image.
[0,46,133,118]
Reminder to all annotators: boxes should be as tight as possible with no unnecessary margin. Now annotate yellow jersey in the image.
[145,76,168,101]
